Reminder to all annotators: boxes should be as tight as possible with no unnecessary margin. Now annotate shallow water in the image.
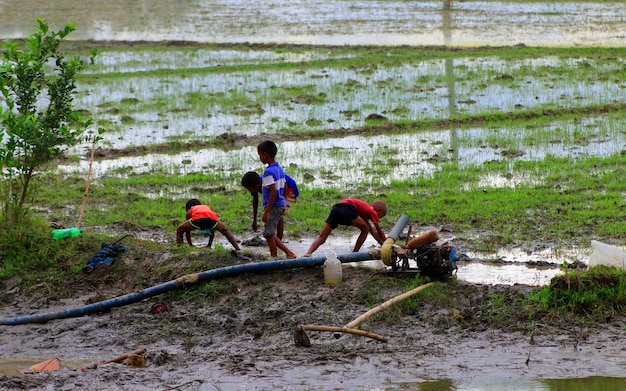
[0,1,625,47]
[66,54,626,153]
[394,376,626,391]
[58,113,626,192]
[0,357,89,377]
[210,230,575,287]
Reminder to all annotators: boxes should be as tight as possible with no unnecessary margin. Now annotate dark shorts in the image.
[326,203,358,229]
[189,218,218,231]
[264,206,285,238]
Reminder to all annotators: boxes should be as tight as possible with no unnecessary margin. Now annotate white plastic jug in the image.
[323,251,342,285]
[588,240,626,269]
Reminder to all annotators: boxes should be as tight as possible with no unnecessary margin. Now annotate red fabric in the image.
[285,186,297,199]
[338,198,379,224]
[189,205,219,221]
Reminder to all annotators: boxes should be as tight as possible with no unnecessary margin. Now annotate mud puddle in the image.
[0,358,89,377]
[228,230,572,287]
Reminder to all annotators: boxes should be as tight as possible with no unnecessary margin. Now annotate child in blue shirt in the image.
[256,140,297,259]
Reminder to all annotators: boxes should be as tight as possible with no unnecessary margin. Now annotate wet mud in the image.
[0,244,624,391]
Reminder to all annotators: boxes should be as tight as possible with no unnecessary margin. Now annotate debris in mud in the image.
[124,355,146,367]
[82,237,130,273]
[81,363,98,371]
[150,302,169,315]
[24,358,60,373]
[101,348,147,365]
[145,350,169,366]
[241,235,266,247]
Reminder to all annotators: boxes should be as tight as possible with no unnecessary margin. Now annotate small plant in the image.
[0,19,97,223]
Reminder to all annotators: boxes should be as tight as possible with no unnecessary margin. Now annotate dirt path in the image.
[2,254,626,390]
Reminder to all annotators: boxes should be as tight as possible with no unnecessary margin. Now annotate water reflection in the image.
[0,1,624,47]
[458,262,560,286]
[68,54,626,153]
[385,376,626,391]
[541,377,626,391]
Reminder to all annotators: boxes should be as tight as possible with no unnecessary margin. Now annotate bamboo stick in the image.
[296,324,387,343]
[335,282,435,338]
[77,138,97,228]
[101,348,147,364]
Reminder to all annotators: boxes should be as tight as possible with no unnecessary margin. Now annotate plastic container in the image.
[323,251,342,285]
[588,240,626,269]
[51,227,83,240]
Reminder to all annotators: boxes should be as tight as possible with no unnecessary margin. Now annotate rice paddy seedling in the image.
[19,43,623,259]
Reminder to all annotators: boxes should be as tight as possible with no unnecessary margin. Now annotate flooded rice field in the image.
[59,113,626,189]
[2,2,626,390]
[1,0,625,47]
[65,54,626,151]
[19,1,626,286]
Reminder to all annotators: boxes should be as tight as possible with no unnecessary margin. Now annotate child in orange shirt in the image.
[176,198,240,250]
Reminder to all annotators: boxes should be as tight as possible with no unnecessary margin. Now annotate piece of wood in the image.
[334,282,435,338]
[346,282,434,328]
[101,348,146,364]
[298,324,387,343]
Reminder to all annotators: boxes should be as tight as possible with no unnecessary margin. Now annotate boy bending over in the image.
[304,198,387,256]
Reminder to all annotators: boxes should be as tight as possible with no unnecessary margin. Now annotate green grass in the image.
[31,145,626,247]
[529,266,626,319]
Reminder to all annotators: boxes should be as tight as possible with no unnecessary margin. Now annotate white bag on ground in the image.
[588,240,626,269]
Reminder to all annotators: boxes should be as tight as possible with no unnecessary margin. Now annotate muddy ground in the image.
[1,235,625,391]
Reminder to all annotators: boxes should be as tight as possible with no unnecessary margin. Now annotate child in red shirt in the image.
[304,198,387,256]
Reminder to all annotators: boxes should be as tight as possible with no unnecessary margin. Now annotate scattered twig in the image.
[101,348,146,364]
[162,379,206,390]
[77,136,98,228]
[295,324,387,346]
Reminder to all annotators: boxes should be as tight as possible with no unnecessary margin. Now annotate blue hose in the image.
[0,251,378,326]
[387,214,410,241]
[1,215,411,326]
